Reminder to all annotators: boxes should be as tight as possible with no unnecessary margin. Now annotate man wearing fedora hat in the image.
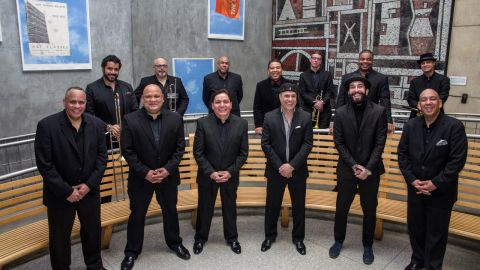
[407,53,450,119]
[329,76,388,265]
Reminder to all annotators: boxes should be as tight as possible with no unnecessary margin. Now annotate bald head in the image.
[216,55,230,76]
[142,84,164,115]
[153,58,168,79]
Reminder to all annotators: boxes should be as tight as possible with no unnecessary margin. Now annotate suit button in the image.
[421,166,426,170]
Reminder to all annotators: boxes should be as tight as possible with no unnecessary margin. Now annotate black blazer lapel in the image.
[346,104,358,135]
[358,102,372,134]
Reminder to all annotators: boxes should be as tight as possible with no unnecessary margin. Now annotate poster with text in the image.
[172,58,215,114]
[16,0,92,71]
[208,0,245,40]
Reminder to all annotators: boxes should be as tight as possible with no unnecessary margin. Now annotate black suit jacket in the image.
[193,114,248,188]
[253,77,292,128]
[261,108,313,181]
[121,108,185,187]
[398,114,467,203]
[337,69,392,123]
[134,75,189,116]
[334,101,388,179]
[35,111,107,206]
[86,78,138,125]
[202,71,243,116]
[299,70,335,113]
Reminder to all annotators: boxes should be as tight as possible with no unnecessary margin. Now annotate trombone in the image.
[311,95,323,129]
[167,78,177,112]
[107,92,126,201]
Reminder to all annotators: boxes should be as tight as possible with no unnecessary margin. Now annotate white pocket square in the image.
[295,126,301,129]
[436,139,448,146]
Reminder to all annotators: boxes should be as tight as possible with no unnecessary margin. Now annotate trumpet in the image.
[311,95,323,129]
[107,92,126,201]
[167,78,177,112]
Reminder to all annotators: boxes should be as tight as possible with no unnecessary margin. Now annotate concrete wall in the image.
[444,0,480,114]
[131,0,272,113]
[0,0,271,138]
[0,0,134,138]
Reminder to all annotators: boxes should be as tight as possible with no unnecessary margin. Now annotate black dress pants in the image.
[265,176,306,242]
[124,182,182,257]
[47,193,103,270]
[407,190,453,270]
[194,183,238,243]
[334,175,379,246]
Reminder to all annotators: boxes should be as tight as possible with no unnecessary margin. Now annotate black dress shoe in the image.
[193,241,204,255]
[404,262,425,270]
[294,241,306,255]
[229,241,242,254]
[120,256,136,270]
[174,244,191,260]
[261,239,274,252]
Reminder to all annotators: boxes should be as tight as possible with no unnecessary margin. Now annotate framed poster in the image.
[16,0,92,71]
[172,58,215,114]
[208,0,245,40]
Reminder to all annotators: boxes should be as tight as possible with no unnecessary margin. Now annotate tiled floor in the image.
[11,211,480,270]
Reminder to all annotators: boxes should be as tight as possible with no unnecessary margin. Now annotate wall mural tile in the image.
[272,0,453,108]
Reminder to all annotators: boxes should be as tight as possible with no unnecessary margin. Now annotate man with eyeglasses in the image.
[134,57,189,116]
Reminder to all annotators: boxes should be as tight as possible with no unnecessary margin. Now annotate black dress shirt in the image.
[86,78,137,125]
[203,71,243,116]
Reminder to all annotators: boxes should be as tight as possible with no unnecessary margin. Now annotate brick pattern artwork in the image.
[272,0,453,108]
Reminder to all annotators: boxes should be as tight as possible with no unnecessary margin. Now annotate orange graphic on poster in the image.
[215,0,240,19]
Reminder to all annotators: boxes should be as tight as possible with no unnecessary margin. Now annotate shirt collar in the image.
[142,107,163,121]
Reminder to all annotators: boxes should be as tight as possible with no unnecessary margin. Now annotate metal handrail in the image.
[2,129,479,181]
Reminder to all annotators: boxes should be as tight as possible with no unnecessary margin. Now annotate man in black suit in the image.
[192,90,248,255]
[134,57,189,116]
[203,55,243,116]
[336,50,393,133]
[35,87,107,270]
[329,76,388,265]
[86,55,138,146]
[398,89,467,270]
[407,53,450,119]
[253,59,291,135]
[299,51,335,129]
[120,84,190,270]
[260,83,313,255]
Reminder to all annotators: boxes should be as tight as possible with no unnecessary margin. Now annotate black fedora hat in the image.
[344,76,371,91]
[417,53,437,64]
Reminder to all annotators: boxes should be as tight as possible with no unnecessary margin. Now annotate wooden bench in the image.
[375,133,480,240]
[2,132,480,269]
[0,141,198,269]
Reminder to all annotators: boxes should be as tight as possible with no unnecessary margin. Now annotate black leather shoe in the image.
[193,241,204,255]
[404,262,425,270]
[174,244,191,260]
[229,241,242,254]
[120,256,136,270]
[261,239,273,252]
[294,241,306,255]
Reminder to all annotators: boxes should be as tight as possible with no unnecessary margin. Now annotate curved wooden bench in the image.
[2,132,479,269]
[0,141,198,269]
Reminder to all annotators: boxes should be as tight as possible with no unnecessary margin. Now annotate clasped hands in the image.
[279,163,294,178]
[210,171,231,183]
[352,164,370,180]
[146,168,170,184]
[412,179,437,195]
[66,183,90,203]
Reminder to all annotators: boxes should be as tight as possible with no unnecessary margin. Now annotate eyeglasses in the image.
[154,64,168,68]
[310,57,322,61]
